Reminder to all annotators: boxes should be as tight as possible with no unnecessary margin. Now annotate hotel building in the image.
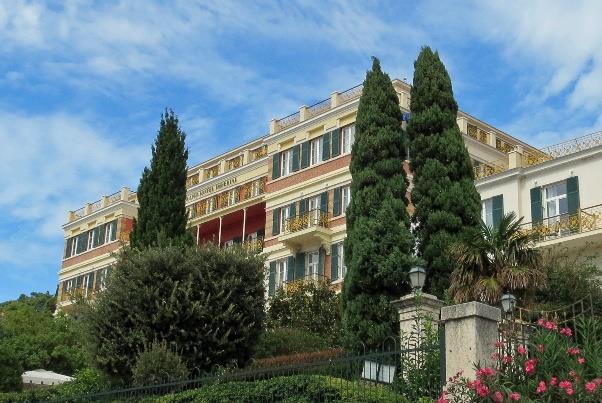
[56,79,602,310]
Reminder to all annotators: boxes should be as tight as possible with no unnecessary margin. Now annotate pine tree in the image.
[406,47,481,297]
[130,109,191,248]
[342,58,416,351]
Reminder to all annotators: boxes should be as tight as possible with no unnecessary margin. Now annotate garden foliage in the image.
[85,244,265,380]
[406,46,481,297]
[132,341,189,386]
[343,57,416,351]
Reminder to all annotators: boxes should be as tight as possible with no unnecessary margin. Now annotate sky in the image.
[2,0,602,302]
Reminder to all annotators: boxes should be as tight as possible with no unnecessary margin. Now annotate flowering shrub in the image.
[439,317,602,402]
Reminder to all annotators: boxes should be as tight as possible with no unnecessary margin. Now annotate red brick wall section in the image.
[267,155,351,193]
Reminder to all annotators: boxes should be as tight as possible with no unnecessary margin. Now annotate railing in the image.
[243,237,264,252]
[189,178,266,219]
[227,155,243,171]
[107,190,121,204]
[283,209,329,234]
[473,160,506,180]
[340,83,363,102]
[495,138,514,153]
[90,199,103,213]
[466,123,489,145]
[283,274,329,292]
[252,145,268,161]
[306,98,331,119]
[519,204,602,242]
[527,130,602,165]
[275,111,300,132]
[72,206,86,219]
[186,174,200,188]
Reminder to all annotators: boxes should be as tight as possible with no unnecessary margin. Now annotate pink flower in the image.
[550,377,558,386]
[592,378,602,385]
[559,380,572,389]
[537,318,546,326]
[545,321,557,330]
[437,391,449,403]
[492,391,504,402]
[585,382,597,394]
[476,367,495,378]
[495,340,505,348]
[524,358,537,375]
[476,384,489,397]
[578,357,586,364]
[537,344,545,352]
[568,347,580,356]
[517,345,527,355]
[508,391,521,401]
[502,355,513,364]
[566,387,574,396]
[560,327,573,337]
[536,381,547,394]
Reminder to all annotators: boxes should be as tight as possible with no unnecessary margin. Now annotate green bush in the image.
[132,341,189,386]
[255,327,330,358]
[150,375,409,403]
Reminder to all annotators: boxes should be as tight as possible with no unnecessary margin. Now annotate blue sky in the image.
[1,1,602,302]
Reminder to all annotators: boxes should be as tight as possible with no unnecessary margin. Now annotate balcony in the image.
[279,209,332,250]
[520,204,602,244]
[283,274,329,292]
[68,187,135,223]
[243,237,264,252]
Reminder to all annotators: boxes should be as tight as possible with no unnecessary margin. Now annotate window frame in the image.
[280,149,293,176]
[342,124,355,154]
[341,185,351,213]
[482,198,494,228]
[543,181,568,220]
[310,137,322,166]
[306,250,319,279]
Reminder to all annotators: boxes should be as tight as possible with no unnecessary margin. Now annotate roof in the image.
[22,369,73,385]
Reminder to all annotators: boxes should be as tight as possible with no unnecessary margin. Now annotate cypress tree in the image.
[406,47,481,297]
[130,109,191,248]
[342,58,416,351]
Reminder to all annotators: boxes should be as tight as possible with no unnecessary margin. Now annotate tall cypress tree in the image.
[406,47,481,297]
[130,109,191,248]
[342,58,416,351]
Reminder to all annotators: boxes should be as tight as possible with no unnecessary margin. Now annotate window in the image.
[276,259,287,289]
[280,206,291,233]
[308,195,321,223]
[310,138,322,166]
[104,221,116,243]
[67,237,77,258]
[341,186,351,212]
[281,149,293,176]
[342,124,355,154]
[227,189,239,206]
[95,267,112,291]
[482,198,494,228]
[251,179,263,197]
[543,181,568,220]
[207,197,216,213]
[337,243,347,279]
[306,251,319,279]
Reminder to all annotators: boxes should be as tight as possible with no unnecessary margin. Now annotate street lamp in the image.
[409,266,427,293]
[501,293,517,315]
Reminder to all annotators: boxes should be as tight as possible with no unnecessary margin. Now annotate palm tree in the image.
[448,212,546,304]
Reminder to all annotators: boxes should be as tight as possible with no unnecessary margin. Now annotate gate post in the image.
[391,292,443,347]
[440,302,501,381]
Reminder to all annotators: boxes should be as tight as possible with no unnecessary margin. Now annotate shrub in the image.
[85,244,265,380]
[255,327,330,358]
[267,279,341,345]
[132,342,189,386]
[252,348,343,368]
[441,317,602,402]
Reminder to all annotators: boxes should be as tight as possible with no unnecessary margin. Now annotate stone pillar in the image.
[391,293,443,347]
[487,131,497,148]
[120,186,130,201]
[456,117,468,134]
[440,302,501,381]
[270,118,278,135]
[330,92,342,108]
[102,195,109,207]
[509,146,524,169]
[299,106,308,121]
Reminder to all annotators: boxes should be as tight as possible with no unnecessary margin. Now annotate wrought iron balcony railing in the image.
[519,204,602,242]
[243,237,264,252]
[283,274,329,292]
[283,209,329,234]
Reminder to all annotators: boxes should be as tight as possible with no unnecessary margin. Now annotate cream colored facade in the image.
[57,78,602,305]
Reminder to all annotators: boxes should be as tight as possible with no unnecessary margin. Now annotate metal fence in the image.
[44,337,444,402]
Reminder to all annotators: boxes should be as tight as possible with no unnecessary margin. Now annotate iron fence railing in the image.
[44,338,443,402]
[283,208,329,234]
[519,204,602,242]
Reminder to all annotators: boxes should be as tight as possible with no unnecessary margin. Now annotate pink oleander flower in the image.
[476,367,495,378]
[502,355,513,364]
[524,358,537,375]
[476,384,489,397]
[545,321,557,330]
[568,347,580,356]
[537,318,546,326]
[536,381,547,394]
[566,387,574,396]
[585,382,597,394]
[492,391,504,402]
[537,344,545,352]
[592,378,602,385]
[517,345,527,355]
[495,340,504,348]
[437,391,448,403]
[559,380,572,389]
[560,327,573,337]
[578,357,586,364]
[508,391,521,401]
[550,377,558,386]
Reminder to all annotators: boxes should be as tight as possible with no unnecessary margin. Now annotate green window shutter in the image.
[333,187,342,216]
[64,238,73,258]
[530,187,543,225]
[289,202,297,218]
[322,132,331,161]
[318,248,325,276]
[268,262,276,296]
[287,256,295,282]
[272,207,281,236]
[567,176,580,215]
[272,153,281,179]
[110,220,117,241]
[331,128,341,157]
[295,252,305,279]
[492,195,504,228]
[292,145,300,172]
[98,223,106,246]
[331,243,339,280]
[300,141,310,169]
[320,192,328,213]
[299,198,307,215]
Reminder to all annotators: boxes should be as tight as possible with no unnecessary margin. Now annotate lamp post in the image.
[500,292,517,318]
[408,266,427,293]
